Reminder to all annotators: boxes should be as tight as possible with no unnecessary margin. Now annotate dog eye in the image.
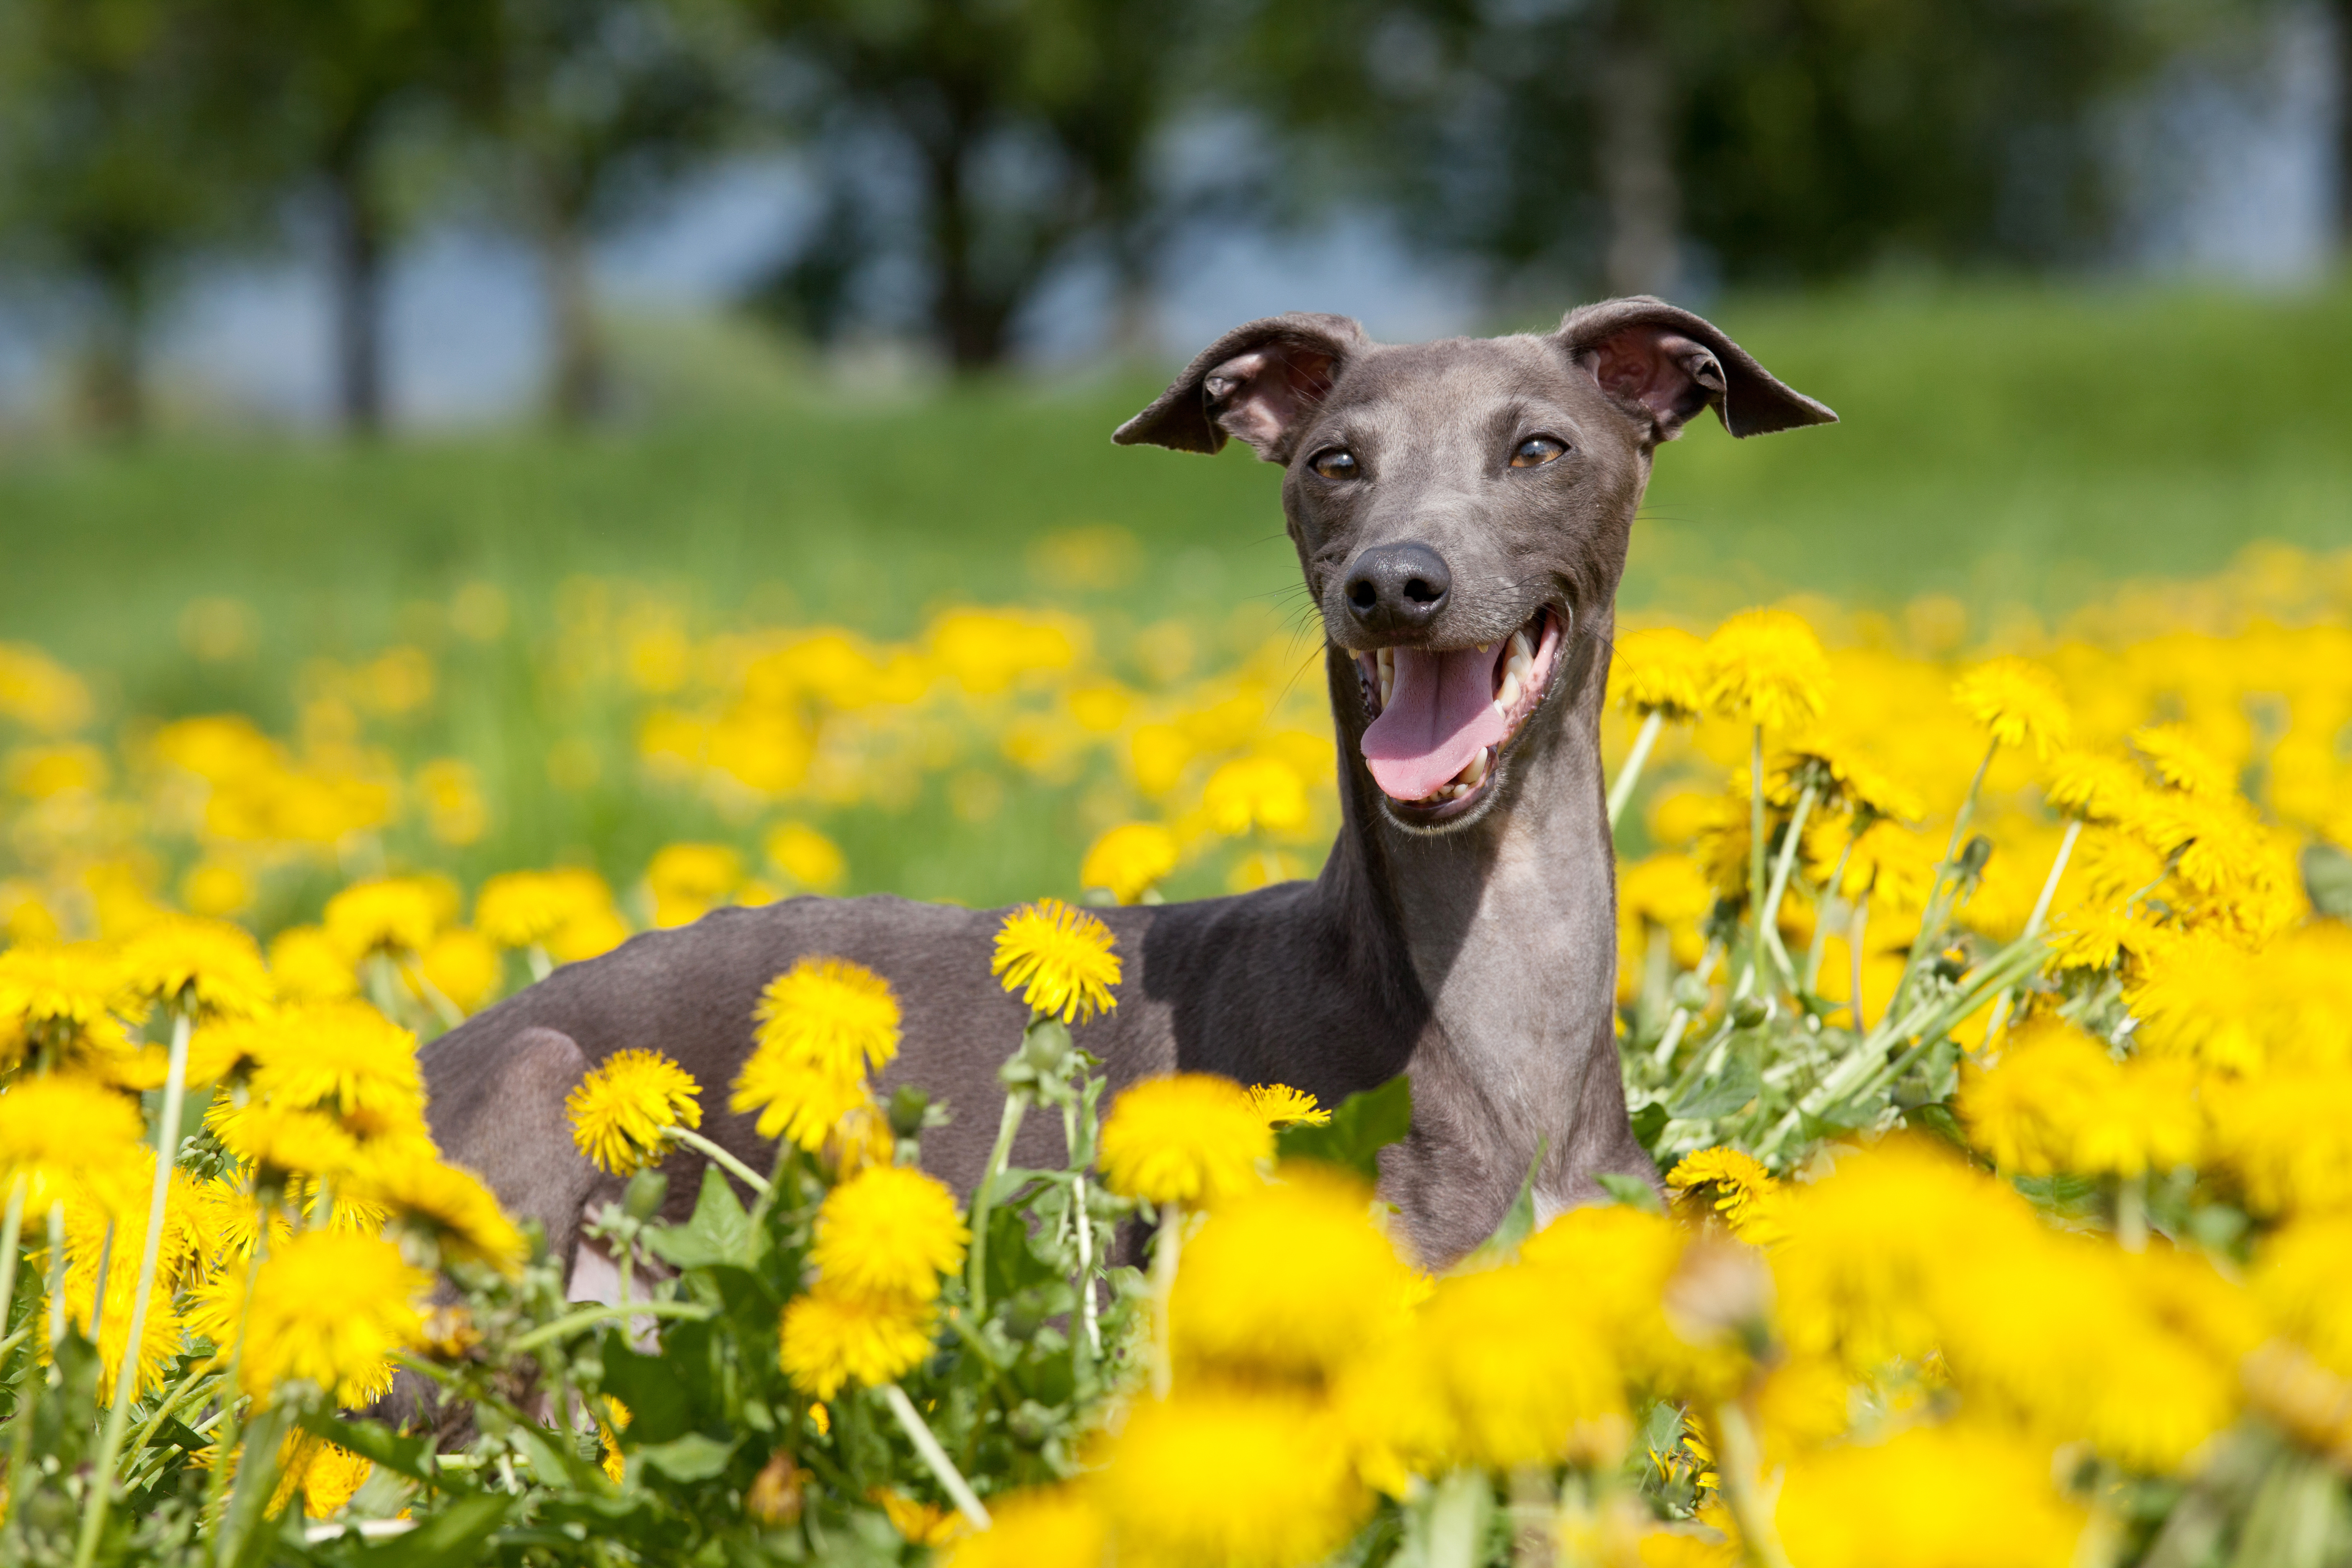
[1511,436,1567,468]
[1309,448,1358,480]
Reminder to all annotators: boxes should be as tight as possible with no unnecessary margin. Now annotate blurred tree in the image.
[0,0,260,434]
[485,0,730,423]
[232,0,498,434]
[1230,0,2188,301]
[726,0,1184,369]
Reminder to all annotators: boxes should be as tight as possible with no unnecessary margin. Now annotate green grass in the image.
[3,278,2347,912]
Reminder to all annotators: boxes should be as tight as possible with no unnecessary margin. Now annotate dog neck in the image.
[1310,608,1630,1260]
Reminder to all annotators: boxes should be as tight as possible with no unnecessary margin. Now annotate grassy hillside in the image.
[0,279,2344,909]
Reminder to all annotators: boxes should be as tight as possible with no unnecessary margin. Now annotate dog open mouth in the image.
[1354,606,1562,812]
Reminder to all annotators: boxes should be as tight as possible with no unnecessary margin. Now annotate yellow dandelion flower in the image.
[809,1165,969,1305]
[1701,609,1830,731]
[766,821,848,895]
[119,915,273,1019]
[1169,1166,1414,1380]
[1775,1423,2086,1568]
[648,842,743,928]
[1951,657,2072,761]
[207,1100,364,1183]
[992,899,1120,1024]
[1202,756,1311,837]
[874,1490,963,1547]
[475,867,614,949]
[2043,750,2150,824]
[2131,723,2234,799]
[1667,1148,1784,1244]
[1246,1083,1329,1129]
[944,1486,1104,1568]
[733,1055,875,1154]
[0,941,131,1036]
[267,925,358,1003]
[567,1049,702,1176]
[1080,822,1180,905]
[0,1071,146,1200]
[322,877,443,960]
[1095,1386,1370,1568]
[779,1285,935,1398]
[235,1230,430,1406]
[416,927,500,1014]
[1413,1264,1627,1468]
[295,1441,373,1519]
[246,1001,422,1128]
[1609,626,1707,719]
[2044,905,2172,975]
[1099,1073,1270,1208]
[354,1149,527,1277]
[751,956,901,1079]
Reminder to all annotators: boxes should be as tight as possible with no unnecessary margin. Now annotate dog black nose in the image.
[1343,542,1451,634]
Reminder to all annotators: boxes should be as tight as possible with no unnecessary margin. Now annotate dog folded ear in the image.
[1556,297,1836,442]
[1115,312,1369,461]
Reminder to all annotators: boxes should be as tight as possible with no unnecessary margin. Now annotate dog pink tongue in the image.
[1362,644,1509,800]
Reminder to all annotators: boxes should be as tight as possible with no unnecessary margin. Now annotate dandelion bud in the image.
[623,1168,669,1223]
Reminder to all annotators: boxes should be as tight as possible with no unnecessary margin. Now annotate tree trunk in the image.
[535,167,606,426]
[2337,0,2352,253]
[76,289,145,440]
[325,150,388,436]
[923,126,1015,370]
[1597,5,1681,298]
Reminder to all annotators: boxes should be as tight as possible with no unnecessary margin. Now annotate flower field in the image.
[0,531,2349,1566]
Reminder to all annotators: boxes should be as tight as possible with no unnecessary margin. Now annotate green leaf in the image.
[1596,1173,1666,1215]
[1903,1100,1968,1150]
[1670,1050,1762,1120]
[599,1327,699,1444]
[217,1400,299,1568]
[1456,1138,1547,1271]
[985,1202,1062,1306]
[643,1165,755,1270]
[1276,1075,1413,1183]
[341,1492,513,1568]
[1628,1101,1669,1155]
[301,1411,455,1490]
[638,1431,738,1482]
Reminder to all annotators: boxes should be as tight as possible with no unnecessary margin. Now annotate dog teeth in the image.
[1460,746,1491,787]
[1497,670,1522,710]
[1377,647,1394,709]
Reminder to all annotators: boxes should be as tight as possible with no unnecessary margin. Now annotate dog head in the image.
[1117,298,1834,831]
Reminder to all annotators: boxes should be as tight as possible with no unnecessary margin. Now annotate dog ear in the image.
[1556,296,1836,442]
[1115,313,1369,461]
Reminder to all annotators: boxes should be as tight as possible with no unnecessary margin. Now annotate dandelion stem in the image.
[120,1367,217,1484]
[1650,944,1720,1068]
[1757,783,1818,992]
[2115,1173,2148,1253]
[88,1222,113,1339]
[1060,1102,1101,1359]
[663,1126,771,1196]
[1888,739,1997,1024]
[1606,710,1666,829]
[44,1201,67,1349]
[1981,818,2082,1048]
[1709,1401,1795,1568]
[1747,725,1769,994]
[75,1007,195,1568]
[527,945,554,983]
[0,1176,26,1367]
[1148,1203,1186,1400]
[966,1089,1029,1318]
[508,1299,714,1355]
[1848,896,1869,1034]
[203,1216,269,1540]
[880,1381,991,1530]
[1804,838,1858,993]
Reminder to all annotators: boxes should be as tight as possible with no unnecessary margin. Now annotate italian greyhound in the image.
[421,296,1834,1279]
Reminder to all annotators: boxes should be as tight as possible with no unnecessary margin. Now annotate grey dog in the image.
[420,295,1834,1279]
